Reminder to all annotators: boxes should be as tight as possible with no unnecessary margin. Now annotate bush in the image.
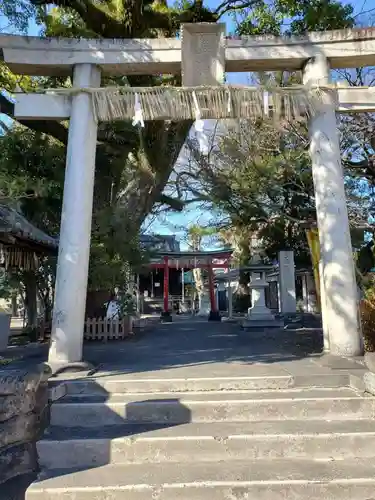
[360,289,375,352]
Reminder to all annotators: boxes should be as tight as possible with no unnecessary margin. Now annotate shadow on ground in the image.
[2,472,37,500]
[80,316,324,377]
[8,384,193,496]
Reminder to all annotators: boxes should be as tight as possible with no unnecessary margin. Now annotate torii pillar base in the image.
[160,311,172,323]
[208,310,222,322]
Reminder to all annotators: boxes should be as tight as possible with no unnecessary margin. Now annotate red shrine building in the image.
[138,235,233,321]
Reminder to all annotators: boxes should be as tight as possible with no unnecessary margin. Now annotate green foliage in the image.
[0,126,64,233]
[187,224,216,251]
[356,239,375,292]
[236,0,354,36]
[117,291,137,317]
[0,126,63,325]
[199,113,370,268]
[89,209,148,292]
[0,0,37,33]
[42,7,95,37]
[361,286,375,352]
[0,269,13,299]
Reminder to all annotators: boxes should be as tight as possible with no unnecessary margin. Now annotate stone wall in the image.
[0,366,49,484]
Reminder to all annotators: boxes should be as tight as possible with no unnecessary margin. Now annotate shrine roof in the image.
[215,264,275,281]
[140,234,180,253]
[148,249,233,268]
[0,205,57,251]
[152,249,233,258]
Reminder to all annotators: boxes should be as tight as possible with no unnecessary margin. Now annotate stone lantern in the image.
[245,235,281,327]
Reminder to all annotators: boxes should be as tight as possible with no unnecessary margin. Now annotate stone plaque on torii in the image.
[1,22,371,367]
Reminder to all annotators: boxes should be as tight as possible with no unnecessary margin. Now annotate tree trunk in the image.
[235,241,251,312]
[238,242,251,295]
[11,292,18,317]
[23,272,38,328]
[114,121,192,233]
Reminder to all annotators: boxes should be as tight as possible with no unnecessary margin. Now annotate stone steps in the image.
[27,374,375,499]
[60,372,350,394]
[49,388,375,426]
[26,458,375,499]
[38,420,375,469]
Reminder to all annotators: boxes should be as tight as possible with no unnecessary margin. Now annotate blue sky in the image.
[2,0,375,248]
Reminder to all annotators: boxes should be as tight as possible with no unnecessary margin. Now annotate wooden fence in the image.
[84,317,133,341]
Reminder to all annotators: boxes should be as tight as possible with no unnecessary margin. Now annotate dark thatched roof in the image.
[0,205,57,251]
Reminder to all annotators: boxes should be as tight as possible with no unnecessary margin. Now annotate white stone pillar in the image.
[136,274,140,315]
[228,281,233,318]
[303,55,362,356]
[181,268,185,305]
[302,274,309,312]
[151,271,154,298]
[49,64,101,365]
[306,273,318,312]
[278,250,296,314]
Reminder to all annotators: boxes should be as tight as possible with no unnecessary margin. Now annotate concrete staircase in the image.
[26,372,375,499]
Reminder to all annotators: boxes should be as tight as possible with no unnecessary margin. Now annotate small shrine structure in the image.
[147,249,232,321]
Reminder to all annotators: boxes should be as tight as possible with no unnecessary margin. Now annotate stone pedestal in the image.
[305,274,318,312]
[197,293,211,317]
[160,311,172,323]
[208,310,221,322]
[364,352,375,373]
[245,272,282,328]
[364,370,375,396]
[0,313,11,351]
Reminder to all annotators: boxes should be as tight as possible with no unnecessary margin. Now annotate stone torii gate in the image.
[2,23,373,365]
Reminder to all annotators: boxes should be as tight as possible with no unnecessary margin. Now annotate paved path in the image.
[80,317,365,383]
[1,316,366,381]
